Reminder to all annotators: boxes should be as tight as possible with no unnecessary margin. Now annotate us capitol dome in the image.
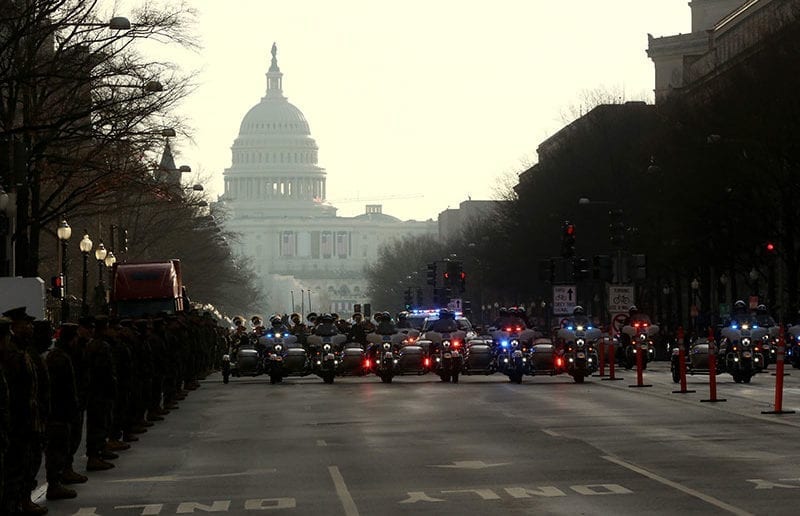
[219,44,435,314]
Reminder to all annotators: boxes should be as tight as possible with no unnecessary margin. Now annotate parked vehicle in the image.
[110,260,186,317]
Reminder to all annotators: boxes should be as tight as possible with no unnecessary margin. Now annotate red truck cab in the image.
[111,259,185,317]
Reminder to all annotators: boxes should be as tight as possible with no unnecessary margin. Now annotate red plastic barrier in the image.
[595,338,607,377]
[602,341,623,381]
[701,327,726,403]
[763,325,795,415]
[629,339,652,388]
[672,327,695,394]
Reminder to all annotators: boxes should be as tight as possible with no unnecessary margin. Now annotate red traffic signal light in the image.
[766,242,776,253]
[565,224,575,236]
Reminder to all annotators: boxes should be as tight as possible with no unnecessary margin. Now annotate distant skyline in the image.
[166,1,691,221]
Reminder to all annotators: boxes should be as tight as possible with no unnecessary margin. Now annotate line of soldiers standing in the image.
[0,307,226,515]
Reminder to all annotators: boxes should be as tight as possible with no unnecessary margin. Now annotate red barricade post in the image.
[701,327,726,403]
[629,339,653,388]
[594,337,607,377]
[763,325,795,415]
[602,339,623,381]
[673,326,695,394]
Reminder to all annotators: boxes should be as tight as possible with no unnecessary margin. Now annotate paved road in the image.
[37,363,800,515]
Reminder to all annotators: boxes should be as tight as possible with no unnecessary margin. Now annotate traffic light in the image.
[593,255,613,282]
[426,262,437,286]
[459,270,466,292]
[403,288,412,309]
[630,254,647,281]
[561,221,576,258]
[609,209,626,248]
[50,274,65,299]
[766,242,777,254]
[575,257,591,280]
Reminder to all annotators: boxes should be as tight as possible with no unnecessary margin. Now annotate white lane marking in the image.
[110,468,276,483]
[328,466,360,516]
[429,460,511,469]
[441,489,501,500]
[602,455,753,516]
[317,439,328,447]
[32,482,48,502]
[542,428,561,437]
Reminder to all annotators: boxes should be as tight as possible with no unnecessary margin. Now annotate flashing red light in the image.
[504,327,512,332]
[452,341,461,349]
[515,326,523,332]
[364,359,371,369]
[424,358,431,367]
[767,242,776,252]
[556,357,563,368]
[634,322,640,328]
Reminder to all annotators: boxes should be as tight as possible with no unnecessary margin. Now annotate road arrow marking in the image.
[429,461,511,469]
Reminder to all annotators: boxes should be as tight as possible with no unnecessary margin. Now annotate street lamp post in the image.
[690,278,700,332]
[0,184,10,276]
[95,241,107,313]
[105,251,116,297]
[79,232,93,316]
[57,219,72,323]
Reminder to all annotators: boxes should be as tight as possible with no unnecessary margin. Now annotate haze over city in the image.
[167,1,689,221]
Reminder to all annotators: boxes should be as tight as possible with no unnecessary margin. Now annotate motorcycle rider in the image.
[347,312,369,348]
[566,306,591,328]
[755,304,776,327]
[729,300,750,324]
[431,309,459,333]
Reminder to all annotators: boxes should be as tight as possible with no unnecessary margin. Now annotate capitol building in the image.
[218,45,436,315]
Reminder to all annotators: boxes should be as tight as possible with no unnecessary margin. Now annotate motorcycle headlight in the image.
[639,334,647,341]
[323,344,331,352]
[576,338,585,349]
[443,340,451,348]
[742,338,751,348]
[511,339,519,348]
[222,354,230,362]
[383,342,391,350]
[275,332,282,338]
[274,345,283,352]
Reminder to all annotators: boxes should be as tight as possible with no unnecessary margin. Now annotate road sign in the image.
[553,285,577,315]
[608,285,634,313]
[448,298,462,311]
[612,313,628,334]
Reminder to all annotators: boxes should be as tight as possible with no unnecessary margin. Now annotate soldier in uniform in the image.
[0,317,13,512]
[1,307,45,515]
[26,321,53,507]
[44,323,80,501]
[62,319,92,484]
[85,316,118,471]
[105,320,132,453]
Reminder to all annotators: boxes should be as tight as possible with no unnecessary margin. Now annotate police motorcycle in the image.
[787,322,800,369]
[260,315,310,384]
[719,314,766,383]
[556,307,600,383]
[364,312,418,383]
[489,308,538,383]
[670,333,723,383]
[416,309,466,383]
[619,308,658,370]
[221,316,267,384]
[306,314,346,384]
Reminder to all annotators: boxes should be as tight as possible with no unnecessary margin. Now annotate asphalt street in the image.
[35,362,800,516]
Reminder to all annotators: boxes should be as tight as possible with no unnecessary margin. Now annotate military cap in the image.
[2,306,35,321]
[58,323,79,342]
[306,312,318,322]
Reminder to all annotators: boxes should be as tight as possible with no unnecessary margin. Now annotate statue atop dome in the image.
[269,42,280,73]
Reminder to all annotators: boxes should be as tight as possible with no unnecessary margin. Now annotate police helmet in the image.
[628,305,639,315]
[573,305,585,316]
[269,314,282,326]
[756,304,768,314]
[319,313,334,323]
[734,300,747,310]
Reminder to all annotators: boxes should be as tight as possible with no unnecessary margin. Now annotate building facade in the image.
[219,44,435,315]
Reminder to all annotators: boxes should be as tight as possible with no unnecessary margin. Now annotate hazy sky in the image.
[167,1,690,221]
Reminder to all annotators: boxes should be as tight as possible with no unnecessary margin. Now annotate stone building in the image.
[218,44,435,315]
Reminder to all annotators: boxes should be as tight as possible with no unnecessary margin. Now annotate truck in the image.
[0,277,46,320]
[110,259,185,318]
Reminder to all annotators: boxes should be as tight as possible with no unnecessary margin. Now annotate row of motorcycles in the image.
[219,310,661,385]
[669,316,786,384]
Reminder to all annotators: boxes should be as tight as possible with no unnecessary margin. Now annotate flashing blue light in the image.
[501,340,509,348]
[567,326,574,331]
[267,333,274,338]
[587,326,593,330]
[752,324,758,329]
[731,324,738,330]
